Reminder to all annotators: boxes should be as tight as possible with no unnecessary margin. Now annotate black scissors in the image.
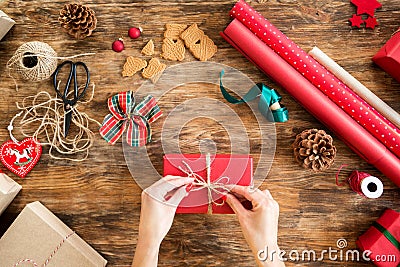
[53,60,90,137]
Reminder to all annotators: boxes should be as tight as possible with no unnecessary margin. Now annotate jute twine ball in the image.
[7,41,58,82]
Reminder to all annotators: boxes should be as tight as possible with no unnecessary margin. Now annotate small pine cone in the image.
[293,129,337,172]
[59,3,97,39]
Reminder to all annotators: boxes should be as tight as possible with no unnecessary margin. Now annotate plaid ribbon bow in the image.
[99,91,162,147]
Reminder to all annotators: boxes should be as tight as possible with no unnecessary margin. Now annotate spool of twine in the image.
[6,41,94,91]
[7,41,58,82]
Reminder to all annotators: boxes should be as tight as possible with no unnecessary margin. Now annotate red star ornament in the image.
[351,0,382,17]
[349,14,364,28]
[365,16,378,29]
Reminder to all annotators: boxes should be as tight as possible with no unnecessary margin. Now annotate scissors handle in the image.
[53,60,74,100]
[53,61,90,103]
[74,61,90,101]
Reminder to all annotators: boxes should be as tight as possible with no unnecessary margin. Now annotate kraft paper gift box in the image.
[0,172,21,215]
[0,201,107,267]
[0,10,15,41]
[373,30,400,83]
[357,209,400,267]
[163,154,253,214]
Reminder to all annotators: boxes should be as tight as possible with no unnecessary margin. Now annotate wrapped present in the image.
[373,30,400,83]
[0,10,15,41]
[0,172,21,215]
[163,154,253,214]
[0,201,107,267]
[357,209,400,267]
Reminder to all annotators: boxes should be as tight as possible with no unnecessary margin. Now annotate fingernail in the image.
[186,184,193,192]
[221,194,228,201]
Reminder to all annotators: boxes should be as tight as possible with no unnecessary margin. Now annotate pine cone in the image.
[293,129,337,171]
[59,3,97,39]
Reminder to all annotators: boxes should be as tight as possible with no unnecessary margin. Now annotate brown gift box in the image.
[0,201,107,267]
[0,173,21,215]
[0,10,15,41]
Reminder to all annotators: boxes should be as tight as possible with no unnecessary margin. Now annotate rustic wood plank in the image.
[0,0,399,266]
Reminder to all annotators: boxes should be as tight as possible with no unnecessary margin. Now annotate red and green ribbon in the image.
[220,70,289,122]
[373,221,400,251]
[99,91,162,147]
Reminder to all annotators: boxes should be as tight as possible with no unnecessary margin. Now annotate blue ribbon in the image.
[219,70,289,122]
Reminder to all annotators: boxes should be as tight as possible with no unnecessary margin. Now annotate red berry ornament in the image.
[112,38,124,52]
[128,27,142,39]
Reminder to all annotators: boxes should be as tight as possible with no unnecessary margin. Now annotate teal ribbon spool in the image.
[219,70,289,122]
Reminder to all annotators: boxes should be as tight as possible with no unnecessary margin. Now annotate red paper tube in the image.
[230,0,400,158]
[220,18,400,186]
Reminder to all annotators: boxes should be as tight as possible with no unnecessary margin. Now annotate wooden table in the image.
[0,0,399,266]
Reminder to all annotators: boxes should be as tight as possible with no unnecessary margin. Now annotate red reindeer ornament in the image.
[0,112,42,178]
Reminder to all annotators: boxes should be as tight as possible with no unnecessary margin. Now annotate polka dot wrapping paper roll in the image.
[220,19,400,185]
[230,0,400,158]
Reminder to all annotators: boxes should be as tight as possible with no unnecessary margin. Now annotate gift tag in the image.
[0,138,42,178]
[0,112,42,178]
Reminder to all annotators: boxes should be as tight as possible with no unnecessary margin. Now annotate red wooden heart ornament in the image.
[0,138,42,178]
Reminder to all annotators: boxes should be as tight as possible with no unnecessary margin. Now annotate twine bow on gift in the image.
[179,154,230,214]
[219,70,289,122]
[99,92,162,147]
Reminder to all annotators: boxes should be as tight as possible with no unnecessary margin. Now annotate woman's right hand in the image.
[225,186,285,267]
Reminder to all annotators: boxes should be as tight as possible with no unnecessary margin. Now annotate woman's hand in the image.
[132,175,194,267]
[225,186,284,267]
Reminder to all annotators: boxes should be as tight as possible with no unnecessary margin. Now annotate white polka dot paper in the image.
[230,0,400,158]
[221,18,400,186]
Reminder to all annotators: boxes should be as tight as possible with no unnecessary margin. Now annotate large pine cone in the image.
[59,3,97,39]
[293,129,337,171]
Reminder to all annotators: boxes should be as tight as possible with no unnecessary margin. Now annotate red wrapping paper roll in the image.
[230,0,400,158]
[220,18,400,185]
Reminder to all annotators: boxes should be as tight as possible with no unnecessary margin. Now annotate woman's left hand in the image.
[138,175,194,246]
[132,175,194,267]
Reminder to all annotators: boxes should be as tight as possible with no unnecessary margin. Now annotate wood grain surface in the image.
[0,0,400,266]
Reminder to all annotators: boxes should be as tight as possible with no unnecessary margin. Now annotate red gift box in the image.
[163,154,253,214]
[373,30,400,83]
[357,209,400,267]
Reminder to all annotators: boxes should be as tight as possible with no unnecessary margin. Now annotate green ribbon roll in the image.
[219,70,288,122]
[373,221,400,251]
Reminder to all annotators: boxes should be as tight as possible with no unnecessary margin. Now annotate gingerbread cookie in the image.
[122,57,148,77]
[188,35,217,62]
[141,40,155,56]
[164,24,188,40]
[142,58,166,83]
[180,23,217,61]
[161,38,185,61]
[180,24,204,47]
